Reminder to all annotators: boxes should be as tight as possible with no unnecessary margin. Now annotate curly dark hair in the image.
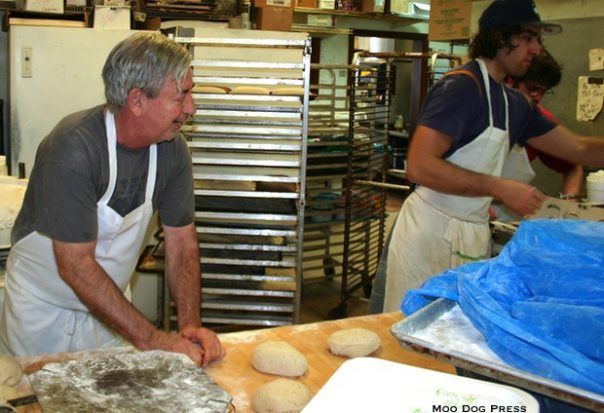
[514,48,562,89]
[469,24,530,59]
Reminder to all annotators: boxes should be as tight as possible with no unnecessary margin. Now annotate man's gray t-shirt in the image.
[12,105,195,244]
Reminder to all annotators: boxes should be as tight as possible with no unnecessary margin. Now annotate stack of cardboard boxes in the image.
[428,0,472,41]
[15,0,64,14]
[253,0,294,31]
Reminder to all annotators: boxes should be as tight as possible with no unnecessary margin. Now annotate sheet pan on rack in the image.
[390,298,604,412]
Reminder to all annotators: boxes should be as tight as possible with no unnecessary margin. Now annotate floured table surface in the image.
[29,350,231,413]
[16,313,455,413]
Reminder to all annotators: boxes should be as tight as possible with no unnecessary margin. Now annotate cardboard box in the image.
[15,0,64,14]
[307,14,333,26]
[254,0,291,7]
[295,0,316,8]
[361,0,384,13]
[429,0,472,41]
[317,0,335,10]
[94,6,131,30]
[388,0,408,15]
[253,5,293,31]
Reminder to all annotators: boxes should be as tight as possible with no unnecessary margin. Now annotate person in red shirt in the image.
[511,48,584,197]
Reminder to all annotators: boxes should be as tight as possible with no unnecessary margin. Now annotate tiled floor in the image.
[299,189,406,323]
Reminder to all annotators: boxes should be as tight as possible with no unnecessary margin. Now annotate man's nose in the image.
[184,93,196,115]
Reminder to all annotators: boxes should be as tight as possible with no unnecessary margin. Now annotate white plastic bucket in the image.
[586,170,604,202]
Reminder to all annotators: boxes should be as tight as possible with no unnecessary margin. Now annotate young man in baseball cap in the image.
[478,0,561,34]
[382,5,597,409]
[384,0,602,319]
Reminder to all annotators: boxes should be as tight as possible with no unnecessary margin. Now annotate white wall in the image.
[9,26,138,175]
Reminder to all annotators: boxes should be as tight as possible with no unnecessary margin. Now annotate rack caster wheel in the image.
[363,281,373,298]
[328,303,347,319]
[323,257,336,280]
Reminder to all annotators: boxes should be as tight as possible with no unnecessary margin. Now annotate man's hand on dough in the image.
[181,325,226,367]
[496,179,546,217]
[147,330,205,367]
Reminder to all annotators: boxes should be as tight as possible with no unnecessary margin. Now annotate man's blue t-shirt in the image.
[418,60,557,158]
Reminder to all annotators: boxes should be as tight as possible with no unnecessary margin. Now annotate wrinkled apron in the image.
[0,111,157,356]
[384,59,510,312]
[491,144,537,222]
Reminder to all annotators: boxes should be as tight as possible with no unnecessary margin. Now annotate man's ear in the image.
[126,88,145,116]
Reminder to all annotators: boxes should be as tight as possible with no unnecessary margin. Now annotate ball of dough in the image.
[0,355,23,386]
[252,341,308,377]
[0,384,20,402]
[252,378,312,413]
[327,328,381,358]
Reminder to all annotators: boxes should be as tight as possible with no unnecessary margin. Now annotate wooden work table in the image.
[15,312,455,413]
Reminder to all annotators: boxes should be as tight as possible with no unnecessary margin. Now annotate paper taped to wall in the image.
[576,76,604,121]
[589,48,604,71]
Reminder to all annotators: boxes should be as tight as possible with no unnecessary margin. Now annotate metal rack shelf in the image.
[163,29,311,331]
[301,62,392,318]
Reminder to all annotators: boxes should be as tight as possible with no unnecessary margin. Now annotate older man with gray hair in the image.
[0,32,224,367]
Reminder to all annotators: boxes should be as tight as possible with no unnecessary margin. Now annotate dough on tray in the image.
[252,341,308,377]
[230,86,270,95]
[0,355,23,386]
[192,85,231,94]
[327,328,381,358]
[252,378,312,413]
[271,87,304,96]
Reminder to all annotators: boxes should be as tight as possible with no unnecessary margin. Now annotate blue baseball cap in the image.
[479,0,562,35]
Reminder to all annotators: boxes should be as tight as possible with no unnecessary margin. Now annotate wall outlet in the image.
[22,47,33,78]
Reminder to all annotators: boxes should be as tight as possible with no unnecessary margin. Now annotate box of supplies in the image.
[307,14,333,26]
[94,5,131,30]
[429,0,472,41]
[388,0,408,15]
[253,5,293,31]
[317,0,335,10]
[254,0,292,7]
[361,0,384,13]
[295,0,316,7]
[16,0,64,14]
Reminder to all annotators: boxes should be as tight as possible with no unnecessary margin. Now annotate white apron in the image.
[384,59,510,312]
[0,111,157,356]
[491,145,537,222]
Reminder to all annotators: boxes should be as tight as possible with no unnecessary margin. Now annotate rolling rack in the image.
[327,61,393,318]
[302,62,396,319]
[143,29,312,331]
[303,64,352,288]
[328,51,462,318]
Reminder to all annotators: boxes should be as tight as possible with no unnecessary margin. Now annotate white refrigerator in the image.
[8,25,140,175]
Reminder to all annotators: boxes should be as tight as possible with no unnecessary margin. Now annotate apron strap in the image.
[442,69,482,97]
[145,145,157,201]
[100,110,118,204]
[102,110,157,203]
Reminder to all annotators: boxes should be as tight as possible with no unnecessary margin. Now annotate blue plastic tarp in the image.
[402,219,604,395]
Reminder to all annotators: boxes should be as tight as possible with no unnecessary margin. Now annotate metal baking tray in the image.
[390,298,604,412]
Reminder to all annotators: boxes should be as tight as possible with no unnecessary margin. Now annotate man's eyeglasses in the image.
[524,83,554,96]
